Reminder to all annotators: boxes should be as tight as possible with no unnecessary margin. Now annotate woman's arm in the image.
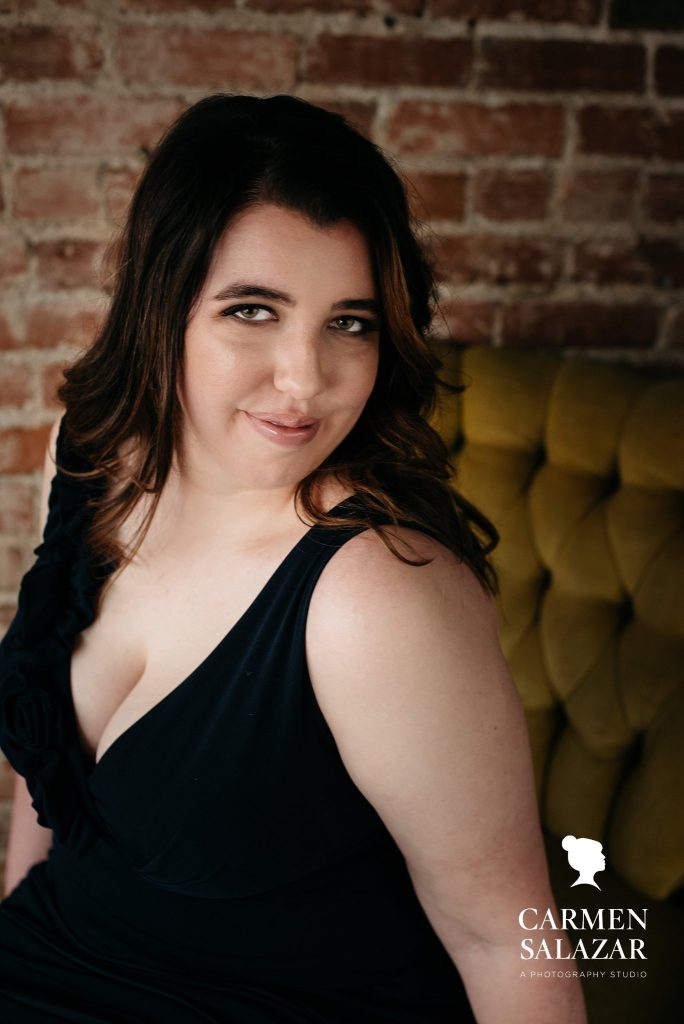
[306,525,586,1024]
[2,415,61,898]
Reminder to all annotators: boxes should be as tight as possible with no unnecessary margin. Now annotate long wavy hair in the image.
[57,93,499,599]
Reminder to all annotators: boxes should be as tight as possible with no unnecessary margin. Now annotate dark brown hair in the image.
[57,93,499,598]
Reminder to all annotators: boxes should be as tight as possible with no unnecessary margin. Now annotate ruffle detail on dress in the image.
[0,416,114,857]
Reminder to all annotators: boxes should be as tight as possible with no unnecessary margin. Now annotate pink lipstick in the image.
[243,411,321,449]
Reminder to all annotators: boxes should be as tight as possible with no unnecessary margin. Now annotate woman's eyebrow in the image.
[211,282,380,314]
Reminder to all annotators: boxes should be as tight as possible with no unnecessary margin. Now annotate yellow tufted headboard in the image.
[431,345,684,904]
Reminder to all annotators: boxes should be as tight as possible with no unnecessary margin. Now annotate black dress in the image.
[0,417,475,1023]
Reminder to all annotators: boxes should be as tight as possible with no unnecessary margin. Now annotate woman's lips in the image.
[243,411,321,448]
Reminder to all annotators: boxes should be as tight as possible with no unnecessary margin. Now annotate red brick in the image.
[435,235,562,285]
[125,0,236,8]
[35,240,106,290]
[0,26,102,81]
[560,169,638,222]
[306,35,472,88]
[4,95,183,156]
[0,545,25,592]
[25,299,103,351]
[0,425,51,474]
[387,101,564,158]
[0,480,34,534]
[0,362,32,408]
[103,165,141,222]
[313,99,376,139]
[579,106,684,160]
[12,166,100,219]
[610,3,684,30]
[645,174,684,222]
[655,46,684,96]
[433,300,495,344]
[252,0,420,7]
[430,0,600,21]
[502,302,659,348]
[473,169,551,221]
[114,27,297,89]
[0,229,28,279]
[0,312,20,351]
[480,39,644,93]
[249,0,370,9]
[41,361,68,411]
[573,238,684,287]
[378,0,424,10]
[405,171,466,221]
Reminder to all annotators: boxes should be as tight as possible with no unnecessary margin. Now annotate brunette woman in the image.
[0,94,585,1023]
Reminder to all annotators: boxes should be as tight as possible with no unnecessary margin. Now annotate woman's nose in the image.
[273,335,327,401]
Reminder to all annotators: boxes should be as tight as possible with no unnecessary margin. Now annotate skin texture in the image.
[3,203,586,1021]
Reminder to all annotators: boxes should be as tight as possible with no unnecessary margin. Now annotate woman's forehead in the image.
[204,204,377,298]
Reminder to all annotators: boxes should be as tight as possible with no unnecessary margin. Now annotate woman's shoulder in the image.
[308,520,498,643]
[304,516,525,896]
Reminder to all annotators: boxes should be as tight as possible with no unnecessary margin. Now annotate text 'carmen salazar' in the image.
[519,907,647,960]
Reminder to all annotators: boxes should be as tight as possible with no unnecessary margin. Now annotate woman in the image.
[0,95,585,1022]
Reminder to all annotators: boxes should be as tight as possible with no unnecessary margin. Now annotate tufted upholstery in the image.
[430,345,684,1020]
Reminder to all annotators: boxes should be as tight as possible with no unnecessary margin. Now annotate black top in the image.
[0,416,474,1022]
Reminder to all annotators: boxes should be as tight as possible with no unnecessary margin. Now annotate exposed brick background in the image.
[1,0,684,875]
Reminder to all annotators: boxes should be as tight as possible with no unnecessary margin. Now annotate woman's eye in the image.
[222,305,274,322]
[220,306,379,335]
[332,316,379,335]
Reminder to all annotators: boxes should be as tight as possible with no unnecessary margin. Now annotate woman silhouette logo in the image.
[562,835,606,890]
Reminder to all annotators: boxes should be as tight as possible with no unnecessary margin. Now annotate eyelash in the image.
[219,304,380,337]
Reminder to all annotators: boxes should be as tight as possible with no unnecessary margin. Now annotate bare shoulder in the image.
[305,522,549,951]
[307,522,499,651]
[305,520,511,802]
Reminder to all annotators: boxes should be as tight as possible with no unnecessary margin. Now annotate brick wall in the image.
[0,2,683,863]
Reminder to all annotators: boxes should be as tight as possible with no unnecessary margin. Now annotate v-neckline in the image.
[72,495,360,779]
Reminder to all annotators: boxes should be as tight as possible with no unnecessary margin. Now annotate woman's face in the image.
[179,203,381,493]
